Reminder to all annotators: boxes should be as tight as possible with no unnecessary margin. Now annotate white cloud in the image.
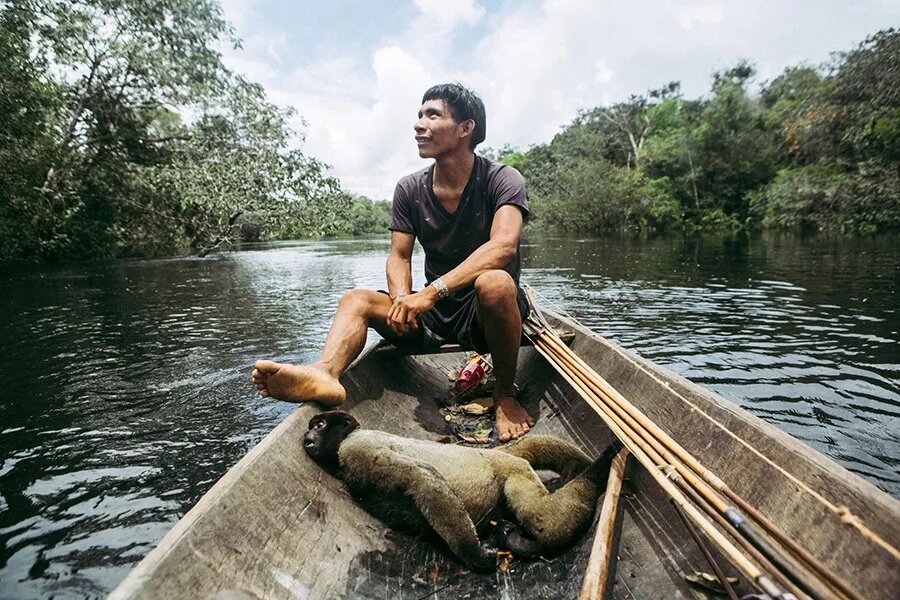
[470,1,631,151]
[218,0,259,31]
[265,33,287,66]
[677,3,725,30]
[219,1,900,200]
[254,46,436,199]
[412,0,485,29]
[595,59,614,84]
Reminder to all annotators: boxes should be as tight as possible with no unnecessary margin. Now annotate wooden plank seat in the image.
[375,327,575,355]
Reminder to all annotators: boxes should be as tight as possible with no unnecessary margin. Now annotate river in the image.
[0,232,897,598]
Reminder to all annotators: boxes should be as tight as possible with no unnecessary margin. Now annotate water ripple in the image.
[0,233,897,598]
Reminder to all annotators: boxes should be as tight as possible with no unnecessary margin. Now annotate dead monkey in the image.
[303,410,622,572]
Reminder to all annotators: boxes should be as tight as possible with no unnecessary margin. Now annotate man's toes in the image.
[500,423,522,440]
[254,359,279,374]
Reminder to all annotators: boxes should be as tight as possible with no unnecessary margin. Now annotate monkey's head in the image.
[303,410,360,469]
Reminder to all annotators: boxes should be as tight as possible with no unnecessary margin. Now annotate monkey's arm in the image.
[341,444,496,572]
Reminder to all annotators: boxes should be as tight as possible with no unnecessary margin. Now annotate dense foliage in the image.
[2,5,895,264]
[496,29,899,234]
[0,0,378,263]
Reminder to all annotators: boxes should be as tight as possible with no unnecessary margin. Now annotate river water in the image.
[0,232,897,598]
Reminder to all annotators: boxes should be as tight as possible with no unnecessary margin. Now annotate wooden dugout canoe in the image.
[110,312,900,600]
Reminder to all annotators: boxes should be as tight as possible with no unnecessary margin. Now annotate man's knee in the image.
[474,270,517,309]
[338,288,385,317]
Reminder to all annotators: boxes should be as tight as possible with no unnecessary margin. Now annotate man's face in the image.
[414,99,469,158]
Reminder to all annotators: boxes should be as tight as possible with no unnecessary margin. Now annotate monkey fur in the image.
[303,410,622,572]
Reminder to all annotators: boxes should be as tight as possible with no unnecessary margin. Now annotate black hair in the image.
[422,83,486,149]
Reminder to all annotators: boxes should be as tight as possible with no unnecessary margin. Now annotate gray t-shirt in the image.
[389,155,529,285]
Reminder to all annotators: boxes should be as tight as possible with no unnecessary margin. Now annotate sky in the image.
[218,0,899,200]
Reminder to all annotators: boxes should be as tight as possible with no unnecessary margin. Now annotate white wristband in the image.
[431,277,450,300]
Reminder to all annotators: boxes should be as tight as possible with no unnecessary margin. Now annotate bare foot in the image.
[251,360,346,405]
[495,396,535,442]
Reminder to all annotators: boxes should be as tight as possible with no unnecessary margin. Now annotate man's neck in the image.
[432,151,476,191]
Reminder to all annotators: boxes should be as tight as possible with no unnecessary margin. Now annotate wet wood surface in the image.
[110,313,900,600]
[579,448,628,600]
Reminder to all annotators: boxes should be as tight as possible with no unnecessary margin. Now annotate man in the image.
[251,83,534,441]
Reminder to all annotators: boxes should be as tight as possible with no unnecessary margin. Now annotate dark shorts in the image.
[379,286,530,354]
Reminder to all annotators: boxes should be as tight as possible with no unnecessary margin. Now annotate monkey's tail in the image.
[584,439,625,483]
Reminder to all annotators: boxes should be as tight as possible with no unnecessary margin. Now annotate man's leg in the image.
[252,289,399,405]
[473,271,535,441]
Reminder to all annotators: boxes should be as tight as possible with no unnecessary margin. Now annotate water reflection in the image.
[0,232,897,598]
[525,233,899,493]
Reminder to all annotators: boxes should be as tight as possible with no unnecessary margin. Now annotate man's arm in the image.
[385,231,418,335]
[432,204,523,295]
[389,205,524,329]
[386,231,414,298]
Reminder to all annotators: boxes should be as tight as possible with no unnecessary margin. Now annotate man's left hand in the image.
[386,291,436,336]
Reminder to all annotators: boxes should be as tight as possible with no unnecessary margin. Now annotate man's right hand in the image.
[386,289,437,336]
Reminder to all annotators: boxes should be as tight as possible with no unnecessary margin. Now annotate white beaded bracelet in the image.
[431,277,450,299]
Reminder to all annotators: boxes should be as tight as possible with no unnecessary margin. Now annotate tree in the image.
[641,97,703,214]
[515,36,897,234]
[141,78,346,255]
[750,29,900,233]
[27,0,232,191]
[0,0,353,262]
[0,6,60,258]
[556,82,681,170]
[0,0,238,259]
[761,66,833,164]
[690,62,780,220]
[829,28,900,164]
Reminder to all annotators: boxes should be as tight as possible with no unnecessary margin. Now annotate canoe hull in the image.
[110,313,900,599]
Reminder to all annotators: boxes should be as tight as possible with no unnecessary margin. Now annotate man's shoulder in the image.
[479,156,524,185]
[477,157,525,198]
[395,165,430,193]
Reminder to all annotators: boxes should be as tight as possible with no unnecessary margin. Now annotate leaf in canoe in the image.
[473,422,493,437]
[459,398,494,415]
[497,551,513,572]
[457,432,491,444]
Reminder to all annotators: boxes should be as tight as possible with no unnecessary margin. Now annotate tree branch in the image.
[197,210,244,257]
[41,51,104,191]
